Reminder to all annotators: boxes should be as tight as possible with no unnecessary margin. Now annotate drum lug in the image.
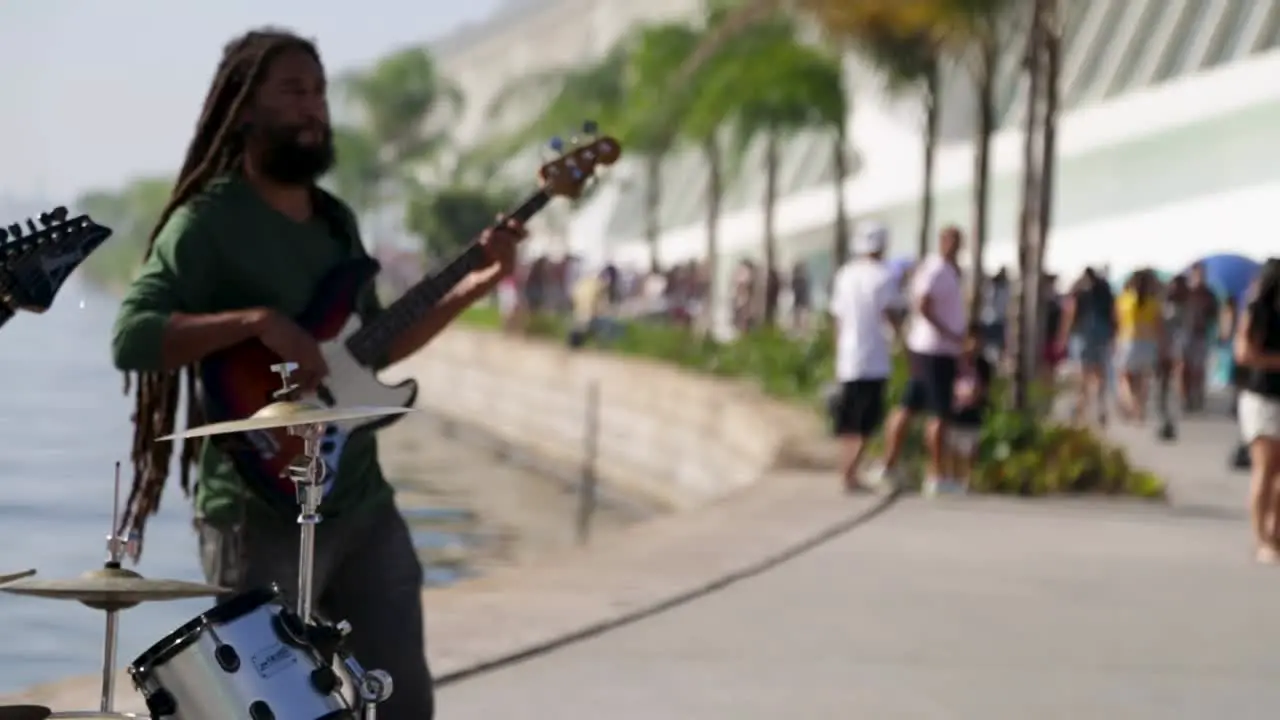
[310,664,342,695]
[144,687,178,717]
[249,699,277,720]
[215,643,241,673]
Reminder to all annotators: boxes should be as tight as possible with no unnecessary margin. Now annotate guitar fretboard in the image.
[345,189,552,366]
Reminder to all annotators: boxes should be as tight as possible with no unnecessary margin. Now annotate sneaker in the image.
[923,475,945,497]
[925,477,967,497]
[869,464,904,494]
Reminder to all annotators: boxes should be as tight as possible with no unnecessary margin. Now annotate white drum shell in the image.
[133,598,349,719]
[49,714,140,718]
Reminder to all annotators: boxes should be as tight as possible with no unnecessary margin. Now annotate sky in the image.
[0,0,506,201]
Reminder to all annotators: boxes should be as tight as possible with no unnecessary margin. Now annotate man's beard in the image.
[256,123,335,185]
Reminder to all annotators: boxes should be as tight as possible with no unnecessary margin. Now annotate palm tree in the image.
[340,46,464,247]
[851,21,941,259]
[697,0,1018,313]
[404,183,518,261]
[1009,0,1063,409]
[712,16,848,323]
[486,25,704,272]
[326,126,384,215]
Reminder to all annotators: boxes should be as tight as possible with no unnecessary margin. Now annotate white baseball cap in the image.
[852,224,888,255]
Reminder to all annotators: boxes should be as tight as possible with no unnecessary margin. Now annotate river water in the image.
[0,279,636,693]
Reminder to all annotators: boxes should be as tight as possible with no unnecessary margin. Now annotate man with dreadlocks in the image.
[110,28,522,719]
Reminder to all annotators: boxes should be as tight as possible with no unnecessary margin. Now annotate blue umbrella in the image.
[1183,254,1260,303]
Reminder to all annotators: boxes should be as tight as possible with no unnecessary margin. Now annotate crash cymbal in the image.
[0,569,35,585]
[0,706,50,720]
[0,567,226,611]
[157,400,413,440]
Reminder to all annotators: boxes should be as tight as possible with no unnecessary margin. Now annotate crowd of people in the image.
[489,226,1280,564]
[828,223,1280,563]
[492,252,825,341]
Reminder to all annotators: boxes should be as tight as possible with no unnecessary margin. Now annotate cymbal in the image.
[0,706,49,720]
[0,567,227,611]
[157,400,414,440]
[0,569,35,585]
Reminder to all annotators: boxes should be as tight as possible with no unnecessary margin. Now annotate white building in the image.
[433,0,1280,293]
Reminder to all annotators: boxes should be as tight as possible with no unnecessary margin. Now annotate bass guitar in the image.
[200,128,621,503]
[0,207,114,329]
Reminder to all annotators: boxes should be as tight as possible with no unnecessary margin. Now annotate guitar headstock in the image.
[0,207,113,313]
[538,120,622,200]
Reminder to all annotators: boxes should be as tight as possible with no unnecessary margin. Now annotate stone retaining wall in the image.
[384,328,825,510]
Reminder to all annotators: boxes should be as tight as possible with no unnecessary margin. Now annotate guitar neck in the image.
[345,189,552,365]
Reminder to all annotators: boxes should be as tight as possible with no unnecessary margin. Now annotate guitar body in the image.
[200,258,418,503]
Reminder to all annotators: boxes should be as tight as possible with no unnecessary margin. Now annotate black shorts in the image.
[833,379,887,436]
[901,352,958,419]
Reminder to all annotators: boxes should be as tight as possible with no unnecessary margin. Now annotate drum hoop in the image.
[127,584,280,675]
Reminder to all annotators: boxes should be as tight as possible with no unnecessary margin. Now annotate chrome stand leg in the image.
[99,609,119,712]
[289,428,326,622]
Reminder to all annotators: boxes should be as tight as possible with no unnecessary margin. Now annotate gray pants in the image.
[198,496,433,719]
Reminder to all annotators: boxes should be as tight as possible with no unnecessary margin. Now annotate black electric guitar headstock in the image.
[0,206,113,316]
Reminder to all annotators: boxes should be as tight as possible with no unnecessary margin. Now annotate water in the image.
[0,279,208,692]
[0,278,639,693]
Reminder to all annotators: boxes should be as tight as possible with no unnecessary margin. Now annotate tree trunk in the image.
[1037,2,1061,280]
[643,155,663,273]
[762,131,780,326]
[833,123,850,268]
[1011,10,1045,411]
[918,61,940,260]
[968,42,997,320]
[703,141,723,338]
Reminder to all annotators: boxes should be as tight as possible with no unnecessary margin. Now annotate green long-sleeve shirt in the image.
[111,174,391,523]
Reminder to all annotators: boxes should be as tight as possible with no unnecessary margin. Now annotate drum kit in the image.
[0,363,413,719]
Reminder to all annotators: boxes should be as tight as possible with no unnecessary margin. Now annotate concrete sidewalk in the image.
[440,499,1276,719]
[1102,400,1247,516]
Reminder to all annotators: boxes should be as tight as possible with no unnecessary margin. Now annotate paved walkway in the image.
[1101,397,1247,516]
[441,500,1276,719]
[437,403,1273,718]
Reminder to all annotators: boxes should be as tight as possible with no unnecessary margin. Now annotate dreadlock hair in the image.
[120,28,322,547]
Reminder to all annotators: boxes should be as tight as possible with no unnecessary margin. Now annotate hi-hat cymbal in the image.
[0,569,35,585]
[0,706,50,720]
[1,567,226,611]
[156,400,414,441]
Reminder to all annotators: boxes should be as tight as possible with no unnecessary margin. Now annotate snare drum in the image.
[128,586,352,719]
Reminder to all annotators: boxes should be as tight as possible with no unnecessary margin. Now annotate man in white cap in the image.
[828,223,905,492]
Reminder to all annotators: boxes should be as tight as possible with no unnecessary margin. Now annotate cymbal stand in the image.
[99,462,128,713]
[270,363,394,718]
[272,361,325,622]
[287,425,325,622]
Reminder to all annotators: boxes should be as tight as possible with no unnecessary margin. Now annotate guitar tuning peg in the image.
[0,227,7,243]
[25,218,38,235]
[583,119,598,135]
[51,206,69,223]
[549,136,565,153]
[38,212,57,228]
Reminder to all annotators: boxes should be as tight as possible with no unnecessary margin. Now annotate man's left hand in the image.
[479,218,526,279]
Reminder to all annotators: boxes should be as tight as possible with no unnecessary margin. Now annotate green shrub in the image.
[458,306,1165,500]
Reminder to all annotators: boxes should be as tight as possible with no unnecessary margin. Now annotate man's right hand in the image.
[253,309,328,390]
